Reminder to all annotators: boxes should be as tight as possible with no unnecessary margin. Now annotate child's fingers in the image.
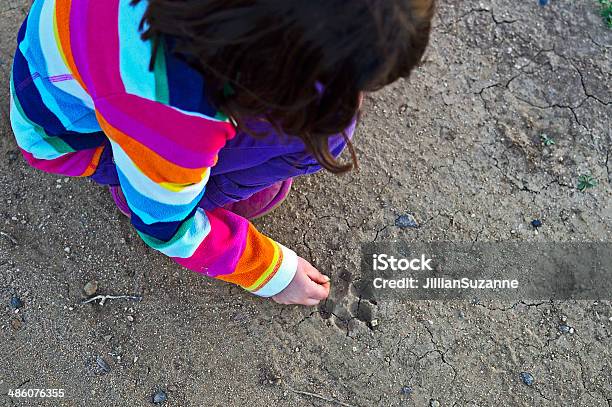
[305,267,331,285]
[307,280,330,300]
[313,280,331,301]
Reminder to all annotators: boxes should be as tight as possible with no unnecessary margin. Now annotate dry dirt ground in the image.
[1,0,611,406]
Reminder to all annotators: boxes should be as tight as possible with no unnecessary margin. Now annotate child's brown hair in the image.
[136,0,435,172]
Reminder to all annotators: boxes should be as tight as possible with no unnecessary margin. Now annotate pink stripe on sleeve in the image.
[173,208,248,277]
[96,96,233,168]
[20,148,99,176]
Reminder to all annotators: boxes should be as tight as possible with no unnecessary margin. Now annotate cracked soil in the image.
[0,0,611,406]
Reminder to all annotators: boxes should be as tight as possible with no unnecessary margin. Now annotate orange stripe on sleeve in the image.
[217,224,279,289]
[96,111,208,184]
[54,0,86,90]
[81,145,105,176]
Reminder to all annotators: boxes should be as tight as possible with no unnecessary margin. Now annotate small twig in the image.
[0,231,17,245]
[288,387,357,407]
[81,294,142,306]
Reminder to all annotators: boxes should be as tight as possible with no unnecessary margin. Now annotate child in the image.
[10,0,434,305]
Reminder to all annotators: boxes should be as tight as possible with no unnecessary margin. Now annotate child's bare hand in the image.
[272,257,330,306]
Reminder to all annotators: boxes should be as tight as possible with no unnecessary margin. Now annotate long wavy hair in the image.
[134,0,435,173]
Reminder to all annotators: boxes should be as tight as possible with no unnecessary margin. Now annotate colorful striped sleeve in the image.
[9,0,106,178]
[54,0,298,296]
[95,92,298,296]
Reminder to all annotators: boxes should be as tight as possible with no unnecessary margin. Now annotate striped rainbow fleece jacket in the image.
[9,0,298,297]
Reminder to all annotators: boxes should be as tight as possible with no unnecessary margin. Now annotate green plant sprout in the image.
[577,174,598,192]
[599,0,612,28]
[540,134,555,146]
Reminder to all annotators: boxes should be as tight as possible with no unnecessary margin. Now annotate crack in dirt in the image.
[586,32,612,50]
[605,149,611,184]
[441,7,518,34]
[474,41,610,138]
[473,300,549,312]
[418,321,459,383]
[511,94,590,133]
[371,225,387,243]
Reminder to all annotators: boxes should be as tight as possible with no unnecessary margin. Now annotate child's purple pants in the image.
[91,119,356,210]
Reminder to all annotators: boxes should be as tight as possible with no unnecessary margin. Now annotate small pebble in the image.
[83,281,98,296]
[10,317,23,330]
[10,296,24,309]
[395,214,419,229]
[96,356,110,374]
[430,400,441,407]
[400,386,413,395]
[64,247,71,253]
[127,315,134,322]
[152,390,167,404]
[370,319,379,328]
[558,324,572,334]
[531,219,542,228]
[520,372,535,386]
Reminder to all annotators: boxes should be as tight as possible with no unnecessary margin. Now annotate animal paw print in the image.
[320,270,379,332]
